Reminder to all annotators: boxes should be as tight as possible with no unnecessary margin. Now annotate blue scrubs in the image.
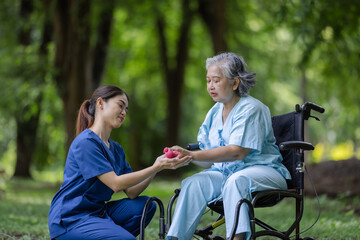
[48,129,156,240]
[167,96,291,240]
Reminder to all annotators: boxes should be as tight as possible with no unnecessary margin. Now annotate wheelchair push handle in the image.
[302,102,325,114]
[298,102,325,121]
[186,143,200,150]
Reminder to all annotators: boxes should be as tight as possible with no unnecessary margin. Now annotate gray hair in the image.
[206,52,256,96]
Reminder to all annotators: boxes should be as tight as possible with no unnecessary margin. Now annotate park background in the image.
[0,0,359,239]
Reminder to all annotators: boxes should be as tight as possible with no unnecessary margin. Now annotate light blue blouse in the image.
[197,95,291,180]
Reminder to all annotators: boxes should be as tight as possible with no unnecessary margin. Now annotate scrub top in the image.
[197,95,291,181]
[48,129,133,239]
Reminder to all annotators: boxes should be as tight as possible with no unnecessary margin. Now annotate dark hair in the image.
[206,52,256,96]
[76,85,129,136]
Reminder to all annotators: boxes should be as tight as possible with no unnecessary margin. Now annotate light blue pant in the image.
[166,165,287,240]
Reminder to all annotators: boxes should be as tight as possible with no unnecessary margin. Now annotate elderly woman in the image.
[48,85,192,240]
[166,53,291,240]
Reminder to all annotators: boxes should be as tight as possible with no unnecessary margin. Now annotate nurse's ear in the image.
[233,77,240,91]
[96,97,105,110]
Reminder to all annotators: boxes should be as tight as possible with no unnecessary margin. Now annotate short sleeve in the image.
[74,138,113,180]
[229,105,266,151]
[112,142,133,175]
[197,104,220,150]
[197,122,210,150]
[121,157,132,174]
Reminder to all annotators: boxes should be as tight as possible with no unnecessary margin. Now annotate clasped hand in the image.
[154,149,192,170]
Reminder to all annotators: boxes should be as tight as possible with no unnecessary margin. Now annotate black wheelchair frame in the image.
[140,102,324,240]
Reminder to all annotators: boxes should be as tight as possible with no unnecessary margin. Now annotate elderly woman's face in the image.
[206,64,236,103]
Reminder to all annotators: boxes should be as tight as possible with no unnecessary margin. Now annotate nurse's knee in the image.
[109,233,136,240]
[113,232,136,240]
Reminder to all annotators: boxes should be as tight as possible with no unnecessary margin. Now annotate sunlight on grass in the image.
[312,141,356,163]
[32,168,64,184]
[330,141,354,161]
[0,141,16,176]
[0,178,359,239]
[0,179,57,240]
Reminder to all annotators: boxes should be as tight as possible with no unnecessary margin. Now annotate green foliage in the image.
[270,0,360,146]
[227,0,303,114]
[32,79,65,171]
[104,1,215,167]
[0,0,65,176]
[1,0,360,177]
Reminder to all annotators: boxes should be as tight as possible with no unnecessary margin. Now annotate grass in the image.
[0,177,359,240]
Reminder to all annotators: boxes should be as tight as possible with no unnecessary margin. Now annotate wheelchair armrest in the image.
[279,141,314,151]
[188,141,314,151]
[186,143,200,150]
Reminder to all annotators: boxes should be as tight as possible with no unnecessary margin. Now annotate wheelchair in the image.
[140,101,324,240]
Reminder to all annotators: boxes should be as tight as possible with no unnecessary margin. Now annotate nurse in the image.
[48,85,192,240]
[166,53,291,240]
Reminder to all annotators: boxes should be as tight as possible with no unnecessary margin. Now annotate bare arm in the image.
[124,175,155,199]
[98,154,192,199]
[97,166,157,198]
[171,145,251,163]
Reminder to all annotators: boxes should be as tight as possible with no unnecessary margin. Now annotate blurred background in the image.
[0,0,359,184]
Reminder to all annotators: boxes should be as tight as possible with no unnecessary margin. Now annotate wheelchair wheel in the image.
[302,237,315,240]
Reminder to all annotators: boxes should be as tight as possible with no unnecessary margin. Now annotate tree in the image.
[197,0,228,53]
[2,0,359,178]
[275,0,360,148]
[156,0,228,147]
[156,0,196,147]
[13,0,52,178]
[53,0,116,150]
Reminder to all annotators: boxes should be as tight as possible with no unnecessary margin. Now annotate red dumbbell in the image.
[163,147,180,158]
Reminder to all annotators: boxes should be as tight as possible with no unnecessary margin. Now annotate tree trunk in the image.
[53,0,115,151]
[92,2,115,88]
[13,0,53,178]
[13,0,36,178]
[14,109,40,178]
[53,0,92,150]
[157,0,194,147]
[198,0,228,53]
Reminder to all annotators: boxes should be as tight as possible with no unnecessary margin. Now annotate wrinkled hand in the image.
[170,145,192,159]
[154,153,192,171]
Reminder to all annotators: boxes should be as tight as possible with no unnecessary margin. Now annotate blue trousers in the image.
[56,196,156,240]
[166,166,287,240]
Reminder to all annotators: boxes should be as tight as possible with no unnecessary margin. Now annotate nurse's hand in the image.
[153,154,192,170]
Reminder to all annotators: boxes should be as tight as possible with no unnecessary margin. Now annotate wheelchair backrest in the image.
[272,111,304,190]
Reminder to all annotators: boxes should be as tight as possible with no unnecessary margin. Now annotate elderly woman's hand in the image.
[170,145,193,158]
[170,145,213,169]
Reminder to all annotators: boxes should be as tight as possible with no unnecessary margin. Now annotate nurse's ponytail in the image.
[76,99,95,136]
[75,85,129,136]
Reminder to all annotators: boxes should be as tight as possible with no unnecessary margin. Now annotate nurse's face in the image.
[100,94,128,129]
[206,64,237,103]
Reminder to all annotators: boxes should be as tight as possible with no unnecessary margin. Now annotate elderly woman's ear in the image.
[233,77,240,91]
